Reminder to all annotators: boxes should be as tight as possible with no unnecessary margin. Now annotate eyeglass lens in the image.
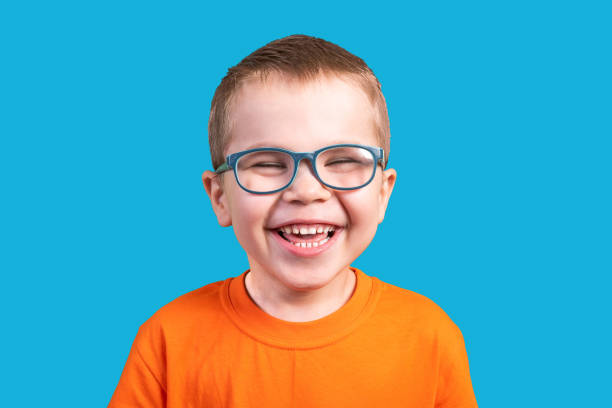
[235,146,376,193]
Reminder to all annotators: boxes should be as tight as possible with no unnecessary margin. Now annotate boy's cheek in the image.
[228,195,269,230]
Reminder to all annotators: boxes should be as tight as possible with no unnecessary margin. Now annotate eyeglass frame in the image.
[214,143,386,195]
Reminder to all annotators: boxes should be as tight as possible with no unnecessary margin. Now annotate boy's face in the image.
[203,74,396,293]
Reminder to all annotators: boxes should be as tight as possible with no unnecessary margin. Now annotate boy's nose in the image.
[281,159,332,203]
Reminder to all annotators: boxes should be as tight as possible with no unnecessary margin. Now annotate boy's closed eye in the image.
[325,157,360,165]
[323,157,371,174]
[239,153,291,173]
[252,161,288,168]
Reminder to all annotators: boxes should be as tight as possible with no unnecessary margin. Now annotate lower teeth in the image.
[291,237,329,248]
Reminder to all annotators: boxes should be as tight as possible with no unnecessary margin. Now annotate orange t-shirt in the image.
[109,268,477,407]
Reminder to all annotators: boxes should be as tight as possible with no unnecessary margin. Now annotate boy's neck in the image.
[244,267,357,323]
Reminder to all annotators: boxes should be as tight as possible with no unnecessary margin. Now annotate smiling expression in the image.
[203,74,396,294]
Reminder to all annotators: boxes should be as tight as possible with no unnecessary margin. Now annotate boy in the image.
[109,34,478,407]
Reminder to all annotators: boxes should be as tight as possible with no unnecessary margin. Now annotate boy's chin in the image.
[257,262,353,293]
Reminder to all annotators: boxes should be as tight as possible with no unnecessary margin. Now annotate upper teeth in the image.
[280,224,335,235]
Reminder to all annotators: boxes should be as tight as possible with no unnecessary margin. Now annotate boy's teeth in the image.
[290,237,330,248]
[280,223,338,236]
[278,224,338,248]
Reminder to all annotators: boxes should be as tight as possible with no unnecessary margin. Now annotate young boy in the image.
[109,34,478,407]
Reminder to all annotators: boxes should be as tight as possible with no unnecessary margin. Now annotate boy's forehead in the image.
[227,73,379,152]
[234,71,370,102]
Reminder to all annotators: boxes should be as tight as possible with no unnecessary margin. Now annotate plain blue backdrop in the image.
[1,0,610,406]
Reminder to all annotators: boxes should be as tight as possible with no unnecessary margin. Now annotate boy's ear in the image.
[202,171,232,227]
[377,168,397,224]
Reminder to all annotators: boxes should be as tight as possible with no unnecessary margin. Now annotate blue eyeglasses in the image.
[215,144,385,194]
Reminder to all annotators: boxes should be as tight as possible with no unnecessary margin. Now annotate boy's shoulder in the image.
[374,277,464,338]
[139,277,229,334]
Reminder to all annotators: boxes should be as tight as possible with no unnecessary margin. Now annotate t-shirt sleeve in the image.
[108,319,167,407]
[435,320,478,408]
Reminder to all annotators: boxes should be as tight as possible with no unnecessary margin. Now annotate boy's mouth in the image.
[275,223,338,248]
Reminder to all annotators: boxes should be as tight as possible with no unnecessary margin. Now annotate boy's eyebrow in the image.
[243,142,286,150]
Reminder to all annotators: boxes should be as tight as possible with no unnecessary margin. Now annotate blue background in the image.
[1,0,610,406]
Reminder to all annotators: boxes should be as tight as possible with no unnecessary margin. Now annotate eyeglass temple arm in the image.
[215,162,230,173]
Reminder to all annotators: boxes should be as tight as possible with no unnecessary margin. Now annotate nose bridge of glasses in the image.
[291,152,323,184]
[294,151,316,169]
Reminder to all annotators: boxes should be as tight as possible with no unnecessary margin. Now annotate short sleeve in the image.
[108,320,167,407]
[435,321,478,408]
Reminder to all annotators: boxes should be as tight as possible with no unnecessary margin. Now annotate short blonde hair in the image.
[208,34,390,169]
